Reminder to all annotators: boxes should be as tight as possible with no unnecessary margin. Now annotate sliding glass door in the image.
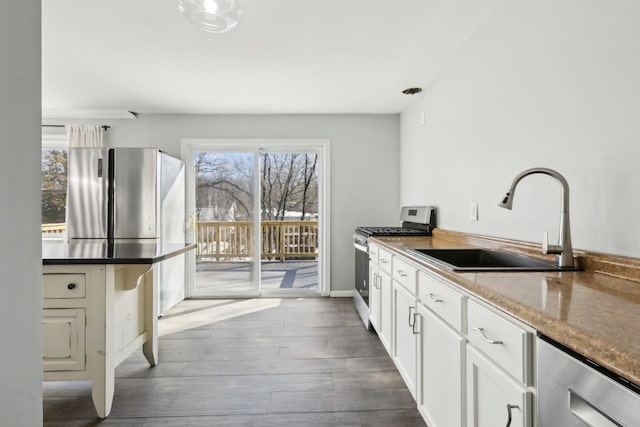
[190,150,258,294]
[259,150,320,294]
[182,140,328,297]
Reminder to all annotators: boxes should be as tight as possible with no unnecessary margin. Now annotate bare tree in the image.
[260,153,318,221]
[194,152,253,221]
[300,154,318,220]
[194,151,318,222]
[41,149,68,224]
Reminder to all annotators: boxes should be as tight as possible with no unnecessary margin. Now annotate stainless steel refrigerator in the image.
[67,147,186,314]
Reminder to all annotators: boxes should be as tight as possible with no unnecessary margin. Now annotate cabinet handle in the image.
[67,283,76,290]
[380,259,389,264]
[505,404,519,427]
[472,327,504,345]
[408,306,416,327]
[374,274,380,289]
[398,270,408,277]
[412,312,419,335]
[428,293,443,302]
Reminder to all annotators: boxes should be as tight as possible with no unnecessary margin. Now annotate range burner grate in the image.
[356,226,430,237]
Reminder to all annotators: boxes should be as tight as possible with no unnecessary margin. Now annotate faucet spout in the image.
[498,167,574,268]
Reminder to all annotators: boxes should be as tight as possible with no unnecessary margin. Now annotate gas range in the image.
[353,206,436,328]
[354,207,436,248]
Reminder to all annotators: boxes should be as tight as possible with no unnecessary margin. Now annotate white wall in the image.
[400,0,640,257]
[47,114,401,291]
[0,2,43,425]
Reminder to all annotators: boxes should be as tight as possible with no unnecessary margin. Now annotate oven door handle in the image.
[353,242,368,253]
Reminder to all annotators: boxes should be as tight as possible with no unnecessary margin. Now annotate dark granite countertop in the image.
[42,241,196,265]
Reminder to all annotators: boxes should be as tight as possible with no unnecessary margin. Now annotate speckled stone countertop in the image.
[371,231,640,388]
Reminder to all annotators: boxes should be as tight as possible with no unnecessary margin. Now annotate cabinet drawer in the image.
[467,300,532,385]
[43,274,86,298]
[378,247,393,274]
[42,308,86,372]
[393,257,417,295]
[418,271,464,333]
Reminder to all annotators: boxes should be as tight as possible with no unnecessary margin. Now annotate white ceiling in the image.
[42,0,500,115]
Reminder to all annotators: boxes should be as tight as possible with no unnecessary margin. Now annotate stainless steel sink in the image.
[407,248,580,272]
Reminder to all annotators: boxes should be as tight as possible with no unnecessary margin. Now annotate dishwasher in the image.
[537,335,640,426]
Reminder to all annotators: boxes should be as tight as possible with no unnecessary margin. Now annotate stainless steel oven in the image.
[353,206,436,328]
[353,235,371,327]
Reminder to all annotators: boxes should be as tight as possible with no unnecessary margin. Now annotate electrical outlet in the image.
[470,202,478,221]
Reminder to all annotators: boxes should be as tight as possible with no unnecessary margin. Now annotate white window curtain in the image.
[65,124,104,147]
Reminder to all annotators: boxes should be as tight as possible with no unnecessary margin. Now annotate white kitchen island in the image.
[42,241,195,418]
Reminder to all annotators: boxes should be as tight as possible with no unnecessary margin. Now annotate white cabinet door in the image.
[42,308,86,372]
[417,303,465,427]
[467,346,532,427]
[369,262,380,332]
[393,281,417,398]
[378,270,393,353]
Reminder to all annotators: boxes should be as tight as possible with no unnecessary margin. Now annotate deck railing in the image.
[196,220,318,261]
[42,223,66,234]
[41,221,317,261]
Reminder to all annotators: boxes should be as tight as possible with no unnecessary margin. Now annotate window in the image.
[42,135,68,239]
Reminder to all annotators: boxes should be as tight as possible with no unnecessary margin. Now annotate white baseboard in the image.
[329,290,354,298]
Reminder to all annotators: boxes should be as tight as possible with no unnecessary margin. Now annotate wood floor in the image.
[43,298,426,426]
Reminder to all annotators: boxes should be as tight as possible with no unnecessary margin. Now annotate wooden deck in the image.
[195,260,319,293]
[43,298,426,426]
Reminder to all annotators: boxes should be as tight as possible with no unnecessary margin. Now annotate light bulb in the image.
[178,0,242,33]
[203,0,218,13]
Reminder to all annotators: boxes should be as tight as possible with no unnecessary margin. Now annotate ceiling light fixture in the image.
[178,0,242,33]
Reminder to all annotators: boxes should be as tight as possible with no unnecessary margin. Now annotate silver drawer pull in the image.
[398,270,408,277]
[380,259,389,264]
[506,404,519,427]
[473,327,504,345]
[428,293,443,302]
[408,306,415,327]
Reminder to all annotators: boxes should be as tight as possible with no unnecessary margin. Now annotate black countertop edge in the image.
[42,243,196,265]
